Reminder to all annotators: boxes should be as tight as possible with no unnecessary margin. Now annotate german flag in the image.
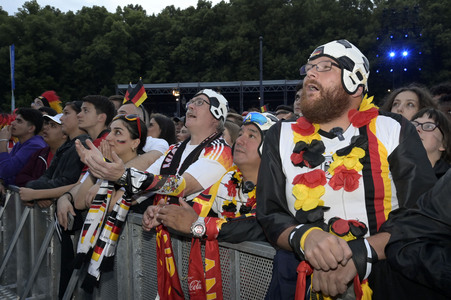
[123,79,147,106]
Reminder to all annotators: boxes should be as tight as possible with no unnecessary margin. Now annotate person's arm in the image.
[0,126,11,153]
[256,123,299,247]
[56,180,82,230]
[19,183,78,201]
[126,150,163,171]
[181,172,204,197]
[310,231,390,297]
[217,216,266,243]
[73,173,96,210]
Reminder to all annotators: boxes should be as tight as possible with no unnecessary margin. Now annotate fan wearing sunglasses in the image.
[69,114,148,292]
[411,108,451,179]
[140,112,276,299]
[74,114,148,211]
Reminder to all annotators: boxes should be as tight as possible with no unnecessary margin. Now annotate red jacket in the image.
[15,146,51,187]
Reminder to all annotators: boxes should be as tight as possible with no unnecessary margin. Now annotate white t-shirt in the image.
[146,139,233,200]
[142,136,169,154]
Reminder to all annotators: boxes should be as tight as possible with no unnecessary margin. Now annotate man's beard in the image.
[300,80,351,124]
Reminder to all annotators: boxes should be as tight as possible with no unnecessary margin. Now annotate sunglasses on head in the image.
[243,112,269,126]
[113,114,142,139]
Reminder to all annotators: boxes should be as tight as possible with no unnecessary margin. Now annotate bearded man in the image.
[256,40,436,299]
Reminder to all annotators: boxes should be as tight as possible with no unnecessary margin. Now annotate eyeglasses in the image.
[411,121,441,133]
[113,114,142,139]
[185,98,209,109]
[299,61,340,76]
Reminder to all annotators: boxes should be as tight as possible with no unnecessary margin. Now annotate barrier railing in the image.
[0,186,60,299]
[1,188,276,299]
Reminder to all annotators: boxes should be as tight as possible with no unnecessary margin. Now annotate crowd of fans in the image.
[0,39,451,300]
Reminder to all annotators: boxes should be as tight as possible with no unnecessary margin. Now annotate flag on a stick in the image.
[123,79,147,107]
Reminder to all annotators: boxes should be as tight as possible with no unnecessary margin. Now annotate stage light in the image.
[389,51,395,58]
[404,68,407,71]
[390,69,393,72]
[402,51,408,57]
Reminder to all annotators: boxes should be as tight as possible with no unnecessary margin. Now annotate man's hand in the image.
[75,139,125,181]
[57,194,76,230]
[0,126,12,140]
[155,198,199,234]
[36,199,53,208]
[311,260,357,297]
[142,200,165,231]
[304,230,352,271]
[19,187,35,201]
[75,139,102,165]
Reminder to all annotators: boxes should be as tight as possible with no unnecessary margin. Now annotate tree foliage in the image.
[0,0,449,111]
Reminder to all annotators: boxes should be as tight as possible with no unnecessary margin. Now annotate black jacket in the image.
[26,134,90,190]
[374,169,451,299]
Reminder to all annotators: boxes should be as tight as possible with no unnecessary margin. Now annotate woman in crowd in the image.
[176,125,190,142]
[411,107,451,178]
[73,114,148,211]
[71,114,148,292]
[31,90,63,113]
[380,84,438,120]
[223,120,240,146]
[147,113,177,146]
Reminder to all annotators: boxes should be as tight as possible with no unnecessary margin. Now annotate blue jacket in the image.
[0,135,47,186]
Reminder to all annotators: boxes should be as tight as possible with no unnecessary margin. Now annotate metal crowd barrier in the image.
[0,186,60,299]
[1,187,276,299]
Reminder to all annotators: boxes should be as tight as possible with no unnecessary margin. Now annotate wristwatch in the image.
[190,216,206,238]
[115,169,128,186]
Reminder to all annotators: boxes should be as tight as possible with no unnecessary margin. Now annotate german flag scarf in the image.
[155,132,222,300]
[74,179,133,293]
[188,181,225,300]
[74,179,112,268]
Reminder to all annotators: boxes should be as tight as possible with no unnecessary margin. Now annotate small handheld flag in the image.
[123,79,147,107]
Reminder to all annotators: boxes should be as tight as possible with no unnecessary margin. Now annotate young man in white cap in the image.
[15,113,67,188]
[18,106,90,208]
[257,39,436,299]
